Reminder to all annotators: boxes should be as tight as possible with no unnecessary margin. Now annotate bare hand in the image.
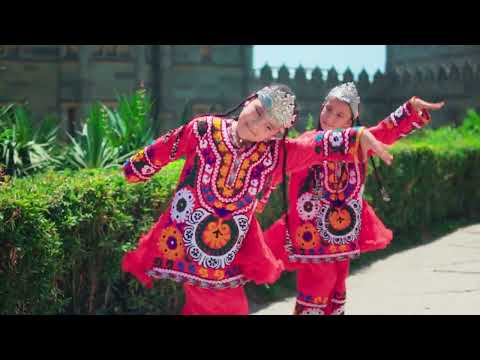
[410,97,445,113]
[359,129,393,166]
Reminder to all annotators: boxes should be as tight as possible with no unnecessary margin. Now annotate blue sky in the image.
[253,45,386,81]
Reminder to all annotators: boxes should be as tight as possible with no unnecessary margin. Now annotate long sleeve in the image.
[369,99,431,146]
[123,119,197,183]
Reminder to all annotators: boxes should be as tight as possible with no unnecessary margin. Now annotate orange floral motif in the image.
[328,208,352,232]
[213,269,225,280]
[214,200,224,208]
[198,267,209,278]
[157,226,185,261]
[295,223,320,250]
[223,188,234,197]
[202,219,232,250]
[328,245,338,253]
[226,203,237,211]
[338,244,349,252]
[314,296,328,305]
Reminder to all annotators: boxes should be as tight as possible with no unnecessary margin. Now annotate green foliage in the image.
[0,104,60,177]
[102,87,154,158]
[64,103,125,170]
[305,113,315,131]
[0,161,184,314]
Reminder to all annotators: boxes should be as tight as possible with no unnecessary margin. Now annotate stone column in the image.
[241,45,254,97]
[79,45,93,120]
[135,45,146,87]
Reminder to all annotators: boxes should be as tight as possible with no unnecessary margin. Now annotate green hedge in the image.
[1,134,480,314]
[0,162,184,314]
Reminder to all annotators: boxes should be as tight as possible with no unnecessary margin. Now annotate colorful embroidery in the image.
[157,226,185,261]
[127,116,293,289]
[296,192,321,221]
[389,102,411,128]
[183,208,249,269]
[295,223,320,250]
[317,199,362,245]
[193,117,279,217]
[170,187,195,224]
[294,300,327,315]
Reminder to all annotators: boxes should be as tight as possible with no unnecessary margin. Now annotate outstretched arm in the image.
[123,119,197,183]
[369,97,445,145]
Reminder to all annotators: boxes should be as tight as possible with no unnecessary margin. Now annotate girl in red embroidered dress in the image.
[264,83,445,315]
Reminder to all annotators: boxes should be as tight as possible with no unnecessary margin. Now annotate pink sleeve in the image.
[123,118,197,183]
[369,100,432,146]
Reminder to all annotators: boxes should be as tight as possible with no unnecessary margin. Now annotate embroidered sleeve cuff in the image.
[389,100,431,137]
[123,145,160,183]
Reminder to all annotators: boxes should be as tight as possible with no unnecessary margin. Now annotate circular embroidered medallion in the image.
[316,199,362,245]
[295,223,320,250]
[170,188,195,223]
[296,192,321,221]
[183,208,249,269]
[157,226,185,261]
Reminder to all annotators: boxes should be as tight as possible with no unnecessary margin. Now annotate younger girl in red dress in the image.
[264,83,444,315]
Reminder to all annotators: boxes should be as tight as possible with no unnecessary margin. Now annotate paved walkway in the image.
[252,224,480,315]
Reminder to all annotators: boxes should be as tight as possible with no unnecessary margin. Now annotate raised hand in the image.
[410,97,445,114]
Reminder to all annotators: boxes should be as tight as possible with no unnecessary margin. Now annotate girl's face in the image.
[236,98,285,142]
[319,97,354,131]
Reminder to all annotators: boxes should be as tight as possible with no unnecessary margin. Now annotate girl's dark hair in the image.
[316,101,390,202]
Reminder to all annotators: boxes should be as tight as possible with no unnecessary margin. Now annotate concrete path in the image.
[252,224,480,315]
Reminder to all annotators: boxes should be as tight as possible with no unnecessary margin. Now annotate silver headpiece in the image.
[256,86,296,128]
[326,82,361,119]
